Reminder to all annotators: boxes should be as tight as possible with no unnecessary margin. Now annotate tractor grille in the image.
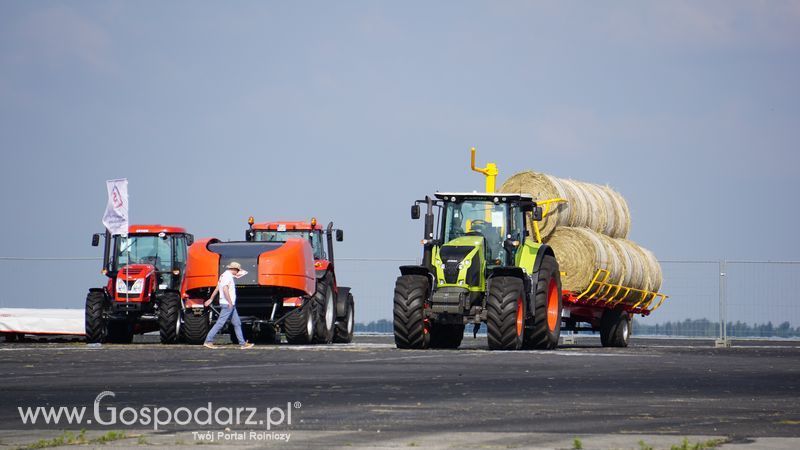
[439,246,473,284]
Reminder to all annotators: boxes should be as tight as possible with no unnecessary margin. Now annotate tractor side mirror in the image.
[532,206,543,222]
[336,230,344,242]
[411,204,421,220]
[245,230,254,241]
[186,235,194,246]
[91,234,100,247]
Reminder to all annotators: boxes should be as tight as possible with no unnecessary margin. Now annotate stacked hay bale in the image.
[501,171,662,303]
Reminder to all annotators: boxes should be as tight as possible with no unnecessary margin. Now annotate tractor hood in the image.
[116,264,155,280]
[182,238,316,298]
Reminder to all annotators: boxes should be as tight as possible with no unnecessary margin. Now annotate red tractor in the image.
[244,217,355,344]
[85,225,193,344]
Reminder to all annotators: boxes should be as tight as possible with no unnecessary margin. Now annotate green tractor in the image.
[393,192,563,350]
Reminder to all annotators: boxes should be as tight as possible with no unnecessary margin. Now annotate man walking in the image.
[203,262,254,349]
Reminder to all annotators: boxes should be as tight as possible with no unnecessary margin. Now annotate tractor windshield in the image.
[443,200,508,263]
[252,230,326,260]
[116,235,184,272]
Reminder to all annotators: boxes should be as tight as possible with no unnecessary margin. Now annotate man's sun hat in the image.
[226,262,242,271]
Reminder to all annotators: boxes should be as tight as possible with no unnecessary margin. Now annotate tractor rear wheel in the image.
[333,292,354,344]
[312,274,335,344]
[600,309,631,347]
[285,301,315,345]
[158,292,181,344]
[524,255,563,350]
[85,291,107,344]
[429,324,464,349]
[393,275,430,349]
[486,276,526,350]
[106,321,134,344]
[181,308,210,344]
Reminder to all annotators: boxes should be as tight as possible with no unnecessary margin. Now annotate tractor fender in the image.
[399,265,436,294]
[88,287,109,303]
[336,286,351,319]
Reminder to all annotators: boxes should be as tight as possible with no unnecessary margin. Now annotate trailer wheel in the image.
[393,275,430,349]
[524,255,563,350]
[85,291,107,344]
[333,292,354,344]
[181,308,210,345]
[429,324,464,349]
[312,274,335,344]
[106,321,134,344]
[486,276,526,350]
[158,292,181,344]
[600,309,630,347]
[285,301,315,345]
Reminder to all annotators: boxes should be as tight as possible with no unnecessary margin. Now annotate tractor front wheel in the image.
[333,292,355,344]
[312,274,336,344]
[181,308,210,345]
[84,291,107,344]
[486,276,526,350]
[524,255,563,350]
[285,301,315,345]
[158,292,181,344]
[393,275,430,349]
[600,309,631,347]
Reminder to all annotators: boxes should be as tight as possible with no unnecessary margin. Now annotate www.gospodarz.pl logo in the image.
[18,391,300,431]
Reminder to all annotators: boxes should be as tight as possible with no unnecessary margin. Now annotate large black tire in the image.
[181,308,210,344]
[429,324,464,349]
[333,293,355,344]
[600,309,631,347]
[524,255,563,350]
[486,276,526,350]
[106,321,134,344]
[158,292,181,344]
[85,291,107,344]
[311,274,336,344]
[393,274,430,349]
[284,301,315,345]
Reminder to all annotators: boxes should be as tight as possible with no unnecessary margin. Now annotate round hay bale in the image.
[500,171,631,240]
[546,228,600,293]
[500,172,566,240]
[616,239,646,291]
[639,247,663,292]
[601,185,630,238]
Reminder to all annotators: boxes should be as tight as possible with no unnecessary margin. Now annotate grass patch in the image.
[572,437,583,449]
[779,419,800,425]
[638,440,654,450]
[670,437,728,450]
[16,430,128,450]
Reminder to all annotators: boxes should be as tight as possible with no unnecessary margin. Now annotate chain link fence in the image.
[1,257,799,342]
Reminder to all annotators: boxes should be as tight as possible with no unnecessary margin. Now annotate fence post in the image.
[715,260,730,348]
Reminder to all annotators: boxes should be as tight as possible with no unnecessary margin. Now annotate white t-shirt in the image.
[217,271,237,305]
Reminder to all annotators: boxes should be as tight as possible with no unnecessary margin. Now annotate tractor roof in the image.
[434,192,534,203]
[252,221,322,231]
[128,224,188,234]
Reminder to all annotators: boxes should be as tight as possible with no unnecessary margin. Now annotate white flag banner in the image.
[102,178,129,235]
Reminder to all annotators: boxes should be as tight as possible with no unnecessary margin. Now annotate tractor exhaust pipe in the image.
[422,196,434,272]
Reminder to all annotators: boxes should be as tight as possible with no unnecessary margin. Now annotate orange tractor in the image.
[180,218,354,345]
[85,225,194,344]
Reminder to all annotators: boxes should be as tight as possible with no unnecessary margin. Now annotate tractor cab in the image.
[92,225,193,302]
[412,193,542,294]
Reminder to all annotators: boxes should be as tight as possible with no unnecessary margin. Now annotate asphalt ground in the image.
[0,334,799,449]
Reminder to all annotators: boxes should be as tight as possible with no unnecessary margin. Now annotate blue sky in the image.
[0,1,798,322]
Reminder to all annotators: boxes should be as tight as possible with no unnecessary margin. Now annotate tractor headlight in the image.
[129,279,144,294]
[440,263,446,270]
[116,278,144,294]
[458,262,464,270]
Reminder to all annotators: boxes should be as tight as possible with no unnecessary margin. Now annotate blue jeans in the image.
[205,304,244,344]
